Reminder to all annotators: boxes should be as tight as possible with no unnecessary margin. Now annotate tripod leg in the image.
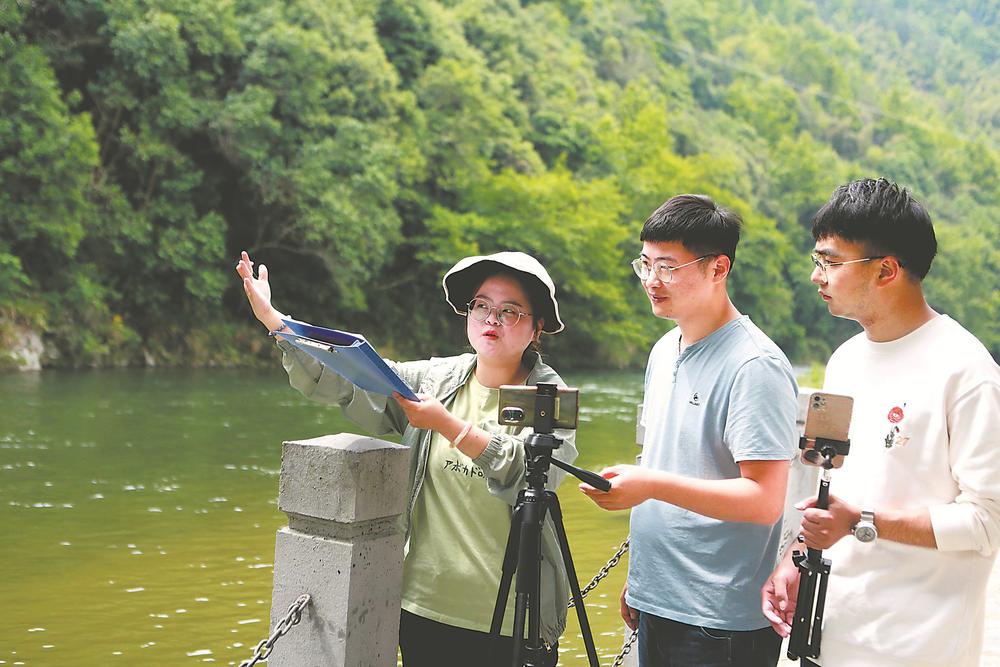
[809,565,831,657]
[547,492,601,667]
[511,591,529,667]
[513,491,547,667]
[787,559,817,660]
[492,501,524,640]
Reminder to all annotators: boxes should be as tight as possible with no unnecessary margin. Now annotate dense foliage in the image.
[1,0,997,368]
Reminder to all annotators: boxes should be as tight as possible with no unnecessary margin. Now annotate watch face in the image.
[855,525,877,543]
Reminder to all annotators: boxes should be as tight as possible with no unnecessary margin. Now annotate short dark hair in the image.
[812,178,937,279]
[640,194,742,266]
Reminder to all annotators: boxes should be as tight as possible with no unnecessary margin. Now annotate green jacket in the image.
[277,341,578,645]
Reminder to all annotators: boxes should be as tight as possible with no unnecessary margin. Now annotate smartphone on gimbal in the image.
[800,392,853,468]
[497,385,579,429]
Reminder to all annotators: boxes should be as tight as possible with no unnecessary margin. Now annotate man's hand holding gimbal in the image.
[579,460,787,524]
[761,551,799,637]
[761,491,861,639]
[798,493,859,549]
[578,464,655,510]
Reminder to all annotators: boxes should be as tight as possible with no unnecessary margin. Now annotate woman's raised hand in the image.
[235,250,285,332]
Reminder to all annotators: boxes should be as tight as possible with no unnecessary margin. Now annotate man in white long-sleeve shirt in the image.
[761,177,1000,667]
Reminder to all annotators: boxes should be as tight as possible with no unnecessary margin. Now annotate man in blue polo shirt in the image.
[581,194,798,666]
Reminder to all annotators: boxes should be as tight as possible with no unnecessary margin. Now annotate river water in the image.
[2,368,998,666]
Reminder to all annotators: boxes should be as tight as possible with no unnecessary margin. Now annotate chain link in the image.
[564,538,633,667]
[239,593,311,667]
[568,538,629,608]
[610,629,639,667]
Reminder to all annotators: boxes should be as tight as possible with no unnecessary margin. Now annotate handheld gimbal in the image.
[787,434,851,662]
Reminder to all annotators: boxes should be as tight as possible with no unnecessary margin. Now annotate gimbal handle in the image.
[787,438,850,661]
[551,458,611,492]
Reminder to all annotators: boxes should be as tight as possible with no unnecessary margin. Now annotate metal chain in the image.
[239,593,311,667]
[568,538,629,608]
[610,629,639,667]
[564,538,634,667]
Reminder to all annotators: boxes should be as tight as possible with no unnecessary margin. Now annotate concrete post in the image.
[267,433,409,667]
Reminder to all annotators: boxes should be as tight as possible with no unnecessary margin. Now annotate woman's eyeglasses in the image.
[466,298,532,327]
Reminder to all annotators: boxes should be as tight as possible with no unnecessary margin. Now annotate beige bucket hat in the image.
[442,251,564,334]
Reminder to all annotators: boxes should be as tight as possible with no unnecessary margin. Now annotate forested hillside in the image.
[2,0,997,369]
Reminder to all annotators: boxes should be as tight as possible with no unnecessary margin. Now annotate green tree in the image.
[925,225,1000,358]
[3,0,997,368]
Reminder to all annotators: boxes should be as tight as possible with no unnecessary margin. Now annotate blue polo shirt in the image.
[627,316,798,630]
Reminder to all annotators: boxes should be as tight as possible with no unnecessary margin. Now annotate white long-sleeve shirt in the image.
[819,315,1000,666]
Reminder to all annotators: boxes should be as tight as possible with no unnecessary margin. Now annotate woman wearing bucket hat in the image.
[236,250,575,667]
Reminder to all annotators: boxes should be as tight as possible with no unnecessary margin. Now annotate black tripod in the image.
[787,436,850,662]
[489,383,611,667]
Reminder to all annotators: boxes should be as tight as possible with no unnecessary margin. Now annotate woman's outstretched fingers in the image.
[236,251,257,281]
[235,251,283,331]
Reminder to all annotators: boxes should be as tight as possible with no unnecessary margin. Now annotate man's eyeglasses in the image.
[631,255,712,284]
[466,298,532,327]
[810,253,886,279]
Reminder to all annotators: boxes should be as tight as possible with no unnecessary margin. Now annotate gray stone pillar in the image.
[268,433,409,667]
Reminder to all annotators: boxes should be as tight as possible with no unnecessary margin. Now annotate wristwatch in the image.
[852,508,878,543]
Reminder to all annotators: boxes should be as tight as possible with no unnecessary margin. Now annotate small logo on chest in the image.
[884,403,910,449]
[689,392,701,406]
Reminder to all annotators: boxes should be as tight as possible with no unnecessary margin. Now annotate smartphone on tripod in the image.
[489,383,603,667]
[498,385,579,429]
[799,392,853,468]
